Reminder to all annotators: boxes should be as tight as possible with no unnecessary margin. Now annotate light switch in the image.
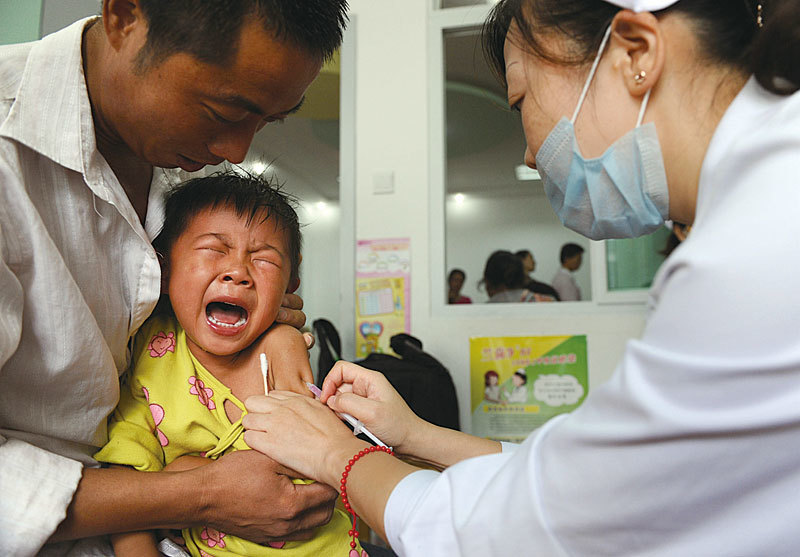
[372,170,395,195]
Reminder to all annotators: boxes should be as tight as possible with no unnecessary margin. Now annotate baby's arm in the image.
[111,530,160,557]
[256,324,315,396]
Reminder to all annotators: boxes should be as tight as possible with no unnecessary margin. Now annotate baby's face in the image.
[166,205,293,357]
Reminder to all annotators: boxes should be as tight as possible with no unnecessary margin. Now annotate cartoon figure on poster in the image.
[359,321,384,355]
[484,370,502,403]
[503,368,529,404]
[469,335,588,442]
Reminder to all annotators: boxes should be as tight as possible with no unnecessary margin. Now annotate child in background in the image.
[95,173,366,557]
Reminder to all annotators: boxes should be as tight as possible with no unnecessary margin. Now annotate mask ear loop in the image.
[635,89,651,127]
[569,24,652,129]
[570,25,613,124]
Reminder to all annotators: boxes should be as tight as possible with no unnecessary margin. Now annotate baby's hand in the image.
[258,324,315,396]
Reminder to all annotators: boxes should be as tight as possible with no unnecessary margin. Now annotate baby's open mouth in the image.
[206,301,248,329]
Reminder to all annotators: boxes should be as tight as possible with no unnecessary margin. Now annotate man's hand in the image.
[199,450,337,542]
[275,293,307,329]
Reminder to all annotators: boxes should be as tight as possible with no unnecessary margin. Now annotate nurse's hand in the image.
[321,361,427,455]
[243,392,368,488]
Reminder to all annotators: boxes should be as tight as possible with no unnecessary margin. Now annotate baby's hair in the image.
[154,171,302,283]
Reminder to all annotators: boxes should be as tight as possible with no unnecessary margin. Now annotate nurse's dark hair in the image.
[153,171,302,284]
[130,0,349,69]
[483,0,800,96]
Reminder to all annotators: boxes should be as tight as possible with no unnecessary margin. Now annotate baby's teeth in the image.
[208,315,247,328]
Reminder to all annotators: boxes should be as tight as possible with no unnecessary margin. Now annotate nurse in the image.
[243,0,800,555]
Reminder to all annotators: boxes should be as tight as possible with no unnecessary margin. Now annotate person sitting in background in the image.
[447,268,472,304]
[481,250,537,303]
[515,249,560,301]
[552,243,585,301]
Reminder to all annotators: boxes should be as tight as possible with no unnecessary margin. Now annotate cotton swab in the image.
[260,353,269,395]
[305,382,389,448]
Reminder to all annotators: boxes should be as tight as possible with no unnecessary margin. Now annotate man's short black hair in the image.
[515,249,532,260]
[154,171,302,284]
[134,0,349,69]
[560,243,585,264]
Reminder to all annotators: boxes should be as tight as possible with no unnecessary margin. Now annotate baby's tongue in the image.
[207,302,245,324]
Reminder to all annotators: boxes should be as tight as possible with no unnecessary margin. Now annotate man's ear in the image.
[102,0,145,52]
[609,10,665,98]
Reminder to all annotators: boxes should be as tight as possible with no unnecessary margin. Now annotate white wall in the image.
[446,192,591,303]
[346,0,648,433]
[296,203,341,327]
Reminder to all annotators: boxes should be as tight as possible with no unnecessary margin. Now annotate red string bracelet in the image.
[340,445,394,555]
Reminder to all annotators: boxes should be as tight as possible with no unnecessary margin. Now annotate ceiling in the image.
[245,25,540,204]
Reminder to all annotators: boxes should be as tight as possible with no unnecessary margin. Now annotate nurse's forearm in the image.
[398,421,502,470]
[321,438,420,542]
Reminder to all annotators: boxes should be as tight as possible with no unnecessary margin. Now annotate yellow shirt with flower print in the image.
[95,313,364,557]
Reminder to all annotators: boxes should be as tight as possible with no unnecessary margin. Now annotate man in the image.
[0,1,348,554]
[551,243,585,301]
[514,249,560,301]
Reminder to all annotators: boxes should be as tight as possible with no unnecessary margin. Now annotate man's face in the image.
[165,206,293,358]
[104,18,322,170]
[565,253,583,271]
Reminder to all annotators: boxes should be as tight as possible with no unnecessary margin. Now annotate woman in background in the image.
[446,268,472,304]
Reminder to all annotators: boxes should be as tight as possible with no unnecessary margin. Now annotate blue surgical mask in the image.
[535,26,669,240]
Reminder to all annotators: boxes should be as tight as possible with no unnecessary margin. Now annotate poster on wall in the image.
[355,238,411,357]
[470,335,588,442]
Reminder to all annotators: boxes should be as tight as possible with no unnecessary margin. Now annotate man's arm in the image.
[52,449,337,544]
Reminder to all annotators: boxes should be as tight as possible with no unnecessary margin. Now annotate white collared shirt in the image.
[385,77,800,556]
[0,19,179,556]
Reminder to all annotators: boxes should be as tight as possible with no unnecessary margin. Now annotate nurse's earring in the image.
[634,70,647,85]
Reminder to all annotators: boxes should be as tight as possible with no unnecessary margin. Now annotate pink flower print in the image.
[142,387,169,446]
[349,550,369,557]
[268,541,286,549]
[200,551,212,557]
[148,331,176,358]
[188,376,216,410]
[200,527,226,549]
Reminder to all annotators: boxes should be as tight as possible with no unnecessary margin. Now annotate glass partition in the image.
[442,27,593,304]
[433,14,670,312]
[606,228,671,291]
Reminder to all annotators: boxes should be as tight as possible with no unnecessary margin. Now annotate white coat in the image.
[384,77,800,556]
